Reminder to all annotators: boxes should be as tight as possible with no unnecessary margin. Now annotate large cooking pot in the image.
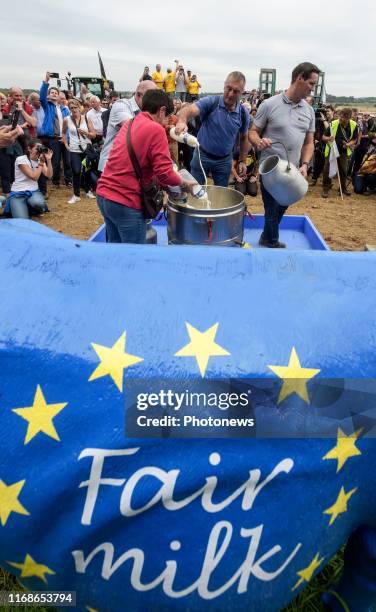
[167,185,245,246]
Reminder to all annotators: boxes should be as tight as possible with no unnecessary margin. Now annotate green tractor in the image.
[69,75,114,99]
[59,53,114,100]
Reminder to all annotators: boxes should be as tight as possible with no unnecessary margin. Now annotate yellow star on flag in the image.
[0,479,30,526]
[175,322,230,377]
[323,427,363,472]
[89,332,143,392]
[267,347,320,404]
[12,386,67,445]
[292,552,324,591]
[8,554,55,584]
[323,486,357,526]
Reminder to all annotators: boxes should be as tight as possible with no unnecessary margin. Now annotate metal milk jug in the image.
[259,141,308,206]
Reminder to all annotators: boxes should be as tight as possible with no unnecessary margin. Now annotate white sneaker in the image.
[68,195,81,204]
[86,191,96,199]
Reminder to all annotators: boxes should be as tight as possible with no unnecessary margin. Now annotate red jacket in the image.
[97,112,182,209]
[2,101,34,117]
[2,101,36,137]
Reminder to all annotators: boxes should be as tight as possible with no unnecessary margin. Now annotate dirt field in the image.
[35,180,376,251]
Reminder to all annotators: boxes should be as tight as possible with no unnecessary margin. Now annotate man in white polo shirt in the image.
[86,96,106,144]
[98,80,157,173]
[249,62,319,248]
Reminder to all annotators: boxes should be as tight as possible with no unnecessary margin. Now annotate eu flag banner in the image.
[0,220,375,612]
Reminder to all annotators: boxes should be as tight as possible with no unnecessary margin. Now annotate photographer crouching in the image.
[5,139,52,218]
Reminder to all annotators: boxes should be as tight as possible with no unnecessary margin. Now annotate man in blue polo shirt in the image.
[175,71,250,186]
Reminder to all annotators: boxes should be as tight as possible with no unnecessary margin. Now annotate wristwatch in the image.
[301,162,309,167]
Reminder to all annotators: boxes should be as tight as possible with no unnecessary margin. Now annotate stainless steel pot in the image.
[167,185,245,246]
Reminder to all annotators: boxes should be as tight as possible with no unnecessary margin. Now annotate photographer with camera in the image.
[5,139,52,219]
[39,72,67,188]
[175,66,188,102]
[311,106,334,186]
[2,87,37,138]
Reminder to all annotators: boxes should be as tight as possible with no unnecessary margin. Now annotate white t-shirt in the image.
[86,107,106,135]
[11,156,39,192]
[65,116,92,153]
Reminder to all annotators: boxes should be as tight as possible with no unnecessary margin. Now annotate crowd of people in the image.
[0,62,375,245]
[139,61,202,102]
[310,105,376,197]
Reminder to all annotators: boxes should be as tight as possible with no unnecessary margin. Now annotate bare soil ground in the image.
[35,179,376,251]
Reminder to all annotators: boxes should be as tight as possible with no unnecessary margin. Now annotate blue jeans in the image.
[190,149,232,187]
[353,174,376,194]
[10,191,47,219]
[97,195,146,244]
[260,179,288,244]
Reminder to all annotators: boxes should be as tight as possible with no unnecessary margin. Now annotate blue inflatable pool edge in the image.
[0,219,375,612]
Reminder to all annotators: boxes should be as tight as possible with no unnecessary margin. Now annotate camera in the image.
[36,144,49,154]
[49,72,60,79]
[315,105,327,120]
[11,109,20,129]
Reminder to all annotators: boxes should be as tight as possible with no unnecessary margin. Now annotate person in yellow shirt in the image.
[187,74,201,102]
[164,60,179,98]
[151,64,164,89]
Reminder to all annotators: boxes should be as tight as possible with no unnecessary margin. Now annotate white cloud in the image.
[1,0,375,96]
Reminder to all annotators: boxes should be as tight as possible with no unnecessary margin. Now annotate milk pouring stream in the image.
[168,129,210,206]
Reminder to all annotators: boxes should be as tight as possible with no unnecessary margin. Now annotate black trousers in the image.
[312,143,325,181]
[38,137,72,190]
[70,151,91,196]
[351,146,368,178]
[0,148,14,194]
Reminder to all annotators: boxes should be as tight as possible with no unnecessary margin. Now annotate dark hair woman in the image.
[96,89,196,244]
[6,138,52,218]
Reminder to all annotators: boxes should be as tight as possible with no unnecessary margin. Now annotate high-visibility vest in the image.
[325,119,357,157]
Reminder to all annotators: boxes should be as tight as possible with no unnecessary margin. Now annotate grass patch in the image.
[282,548,344,612]
[0,569,54,612]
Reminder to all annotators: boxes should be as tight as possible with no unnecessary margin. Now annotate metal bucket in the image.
[167,185,245,246]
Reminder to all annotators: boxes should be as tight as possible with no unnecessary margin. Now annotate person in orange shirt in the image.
[187,75,201,102]
[151,64,164,89]
[164,60,179,98]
